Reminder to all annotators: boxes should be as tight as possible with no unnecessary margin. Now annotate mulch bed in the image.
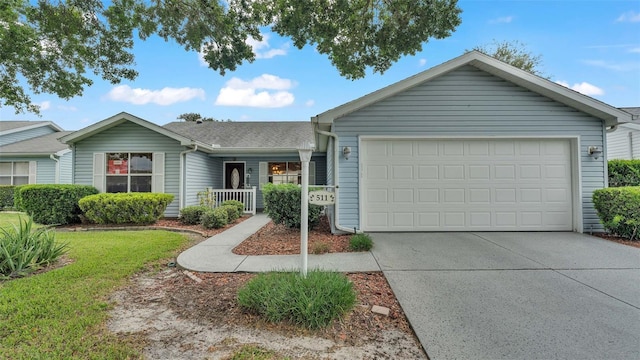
[591,233,640,248]
[232,216,353,255]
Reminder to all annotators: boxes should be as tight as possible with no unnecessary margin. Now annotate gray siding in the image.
[0,127,56,146]
[59,152,73,184]
[36,158,56,184]
[607,125,639,160]
[220,154,327,209]
[72,121,184,217]
[333,65,606,231]
[185,151,221,206]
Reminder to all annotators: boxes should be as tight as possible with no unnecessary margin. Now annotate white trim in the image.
[223,161,247,189]
[358,135,582,232]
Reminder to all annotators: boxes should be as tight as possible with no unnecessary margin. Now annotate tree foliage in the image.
[471,40,547,78]
[1,0,462,114]
[177,113,231,122]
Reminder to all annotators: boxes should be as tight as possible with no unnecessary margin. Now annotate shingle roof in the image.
[0,121,62,134]
[163,121,314,149]
[620,107,640,117]
[0,131,72,155]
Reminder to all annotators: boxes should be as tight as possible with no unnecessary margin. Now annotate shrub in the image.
[262,183,322,229]
[221,200,245,215]
[593,186,640,240]
[608,159,640,187]
[349,233,373,251]
[14,185,99,225]
[201,207,228,229]
[0,217,68,278]
[237,270,356,329]
[179,205,209,225]
[221,204,240,222]
[0,185,16,209]
[78,193,174,225]
[311,242,330,254]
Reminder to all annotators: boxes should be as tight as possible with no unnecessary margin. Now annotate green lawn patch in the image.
[0,212,34,230]
[0,229,188,359]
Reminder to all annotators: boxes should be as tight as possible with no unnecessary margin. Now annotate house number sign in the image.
[308,190,335,205]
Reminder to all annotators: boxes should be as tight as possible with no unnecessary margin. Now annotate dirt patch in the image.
[591,233,640,248]
[108,268,427,359]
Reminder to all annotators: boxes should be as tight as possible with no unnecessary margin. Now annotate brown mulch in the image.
[233,215,353,255]
[161,271,417,348]
[592,233,640,248]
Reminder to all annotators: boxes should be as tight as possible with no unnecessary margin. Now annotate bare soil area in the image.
[105,216,427,359]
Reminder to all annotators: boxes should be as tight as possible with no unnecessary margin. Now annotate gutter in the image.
[49,154,60,183]
[179,145,198,209]
[314,126,361,234]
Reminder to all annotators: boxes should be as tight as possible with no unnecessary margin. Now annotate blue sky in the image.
[3,0,640,130]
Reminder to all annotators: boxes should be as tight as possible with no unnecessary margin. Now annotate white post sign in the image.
[309,190,335,206]
[298,142,314,278]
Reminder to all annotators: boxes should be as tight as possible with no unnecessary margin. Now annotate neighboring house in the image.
[0,121,72,185]
[607,107,640,160]
[313,51,631,233]
[59,114,326,218]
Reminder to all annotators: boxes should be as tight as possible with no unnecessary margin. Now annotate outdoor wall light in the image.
[588,146,603,160]
[247,168,252,174]
[343,146,351,160]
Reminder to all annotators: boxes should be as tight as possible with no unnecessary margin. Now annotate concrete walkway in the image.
[176,214,381,273]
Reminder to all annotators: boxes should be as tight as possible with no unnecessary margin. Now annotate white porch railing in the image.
[205,187,257,215]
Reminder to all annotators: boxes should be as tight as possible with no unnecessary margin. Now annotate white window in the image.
[0,161,35,185]
[259,161,315,189]
[105,153,153,192]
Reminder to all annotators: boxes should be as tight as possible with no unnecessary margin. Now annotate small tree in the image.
[470,40,548,78]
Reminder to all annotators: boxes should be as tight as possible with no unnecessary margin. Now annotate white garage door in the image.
[361,139,573,231]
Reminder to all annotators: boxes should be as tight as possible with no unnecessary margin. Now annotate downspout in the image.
[314,127,360,234]
[49,154,59,183]
[179,145,198,210]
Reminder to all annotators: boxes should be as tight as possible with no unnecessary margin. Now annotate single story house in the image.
[59,114,325,218]
[607,107,640,160]
[58,51,633,233]
[0,121,72,185]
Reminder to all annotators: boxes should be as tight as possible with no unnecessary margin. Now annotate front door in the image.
[224,162,245,189]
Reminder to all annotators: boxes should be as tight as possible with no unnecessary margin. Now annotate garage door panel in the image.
[362,139,573,231]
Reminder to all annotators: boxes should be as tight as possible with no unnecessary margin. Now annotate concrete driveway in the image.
[370,232,640,360]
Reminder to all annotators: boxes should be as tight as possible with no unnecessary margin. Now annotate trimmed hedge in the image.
[179,205,209,225]
[262,183,322,229]
[78,193,174,225]
[0,185,16,209]
[14,185,99,225]
[221,204,240,222]
[593,186,640,240]
[608,159,640,187]
[201,207,228,229]
[221,200,244,215]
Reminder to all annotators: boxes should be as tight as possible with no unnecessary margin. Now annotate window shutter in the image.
[259,162,268,189]
[152,152,165,192]
[309,161,316,185]
[93,153,105,192]
[28,161,37,184]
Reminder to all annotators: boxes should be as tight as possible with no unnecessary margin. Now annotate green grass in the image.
[0,212,34,230]
[237,270,356,329]
[349,233,373,251]
[0,229,189,359]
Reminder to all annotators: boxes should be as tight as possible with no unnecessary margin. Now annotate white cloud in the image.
[419,58,427,67]
[215,74,295,108]
[37,101,51,110]
[305,100,315,107]
[246,34,289,59]
[555,81,604,96]
[583,59,640,72]
[106,85,205,105]
[57,105,77,111]
[199,33,288,65]
[616,11,640,22]
[489,16,513,24]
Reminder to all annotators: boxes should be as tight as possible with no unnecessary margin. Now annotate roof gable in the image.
[0,131,72,156]
[0,121,64,136]
[59,112,208,148]
[313,51,632,127]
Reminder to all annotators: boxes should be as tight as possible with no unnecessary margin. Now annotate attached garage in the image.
[360,138,574,231]
[313,51,633,234]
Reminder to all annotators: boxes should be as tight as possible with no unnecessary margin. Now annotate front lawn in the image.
[0,227,189,359]
[0,212,34,230]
